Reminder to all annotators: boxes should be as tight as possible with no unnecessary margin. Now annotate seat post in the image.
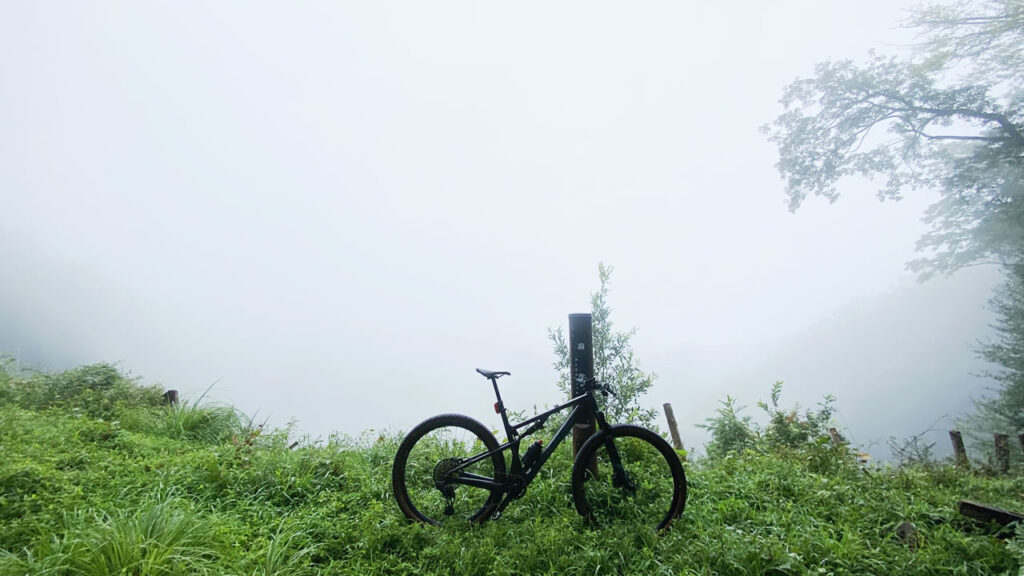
[490,377,515,439]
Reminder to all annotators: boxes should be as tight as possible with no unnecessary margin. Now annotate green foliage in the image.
[0,362,164,419]
[63,498,216,576]
[961,262,1024,462]
[698,396,755,458]
[758,381,835,450]
[251,526,320,576]
[0,496,218,576]
[1,364,1022,575]
[549,264,658,425]
[763,0,1024,476]
[142,399,249,444]
[1009,525,1024,573]
[975,262,1024,434]
[700,383,842,475]
[763,0,1024,279]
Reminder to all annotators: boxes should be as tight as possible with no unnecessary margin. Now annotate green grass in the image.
[1,363,1022,575]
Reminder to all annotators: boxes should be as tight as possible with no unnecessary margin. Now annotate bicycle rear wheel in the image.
[392,414,506,525]
[570,424,686,531]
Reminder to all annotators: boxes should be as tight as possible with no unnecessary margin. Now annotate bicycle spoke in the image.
[394,416,504,525]
[573,426,686,530]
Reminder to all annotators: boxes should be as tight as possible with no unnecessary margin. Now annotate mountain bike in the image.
[392,368,687,530]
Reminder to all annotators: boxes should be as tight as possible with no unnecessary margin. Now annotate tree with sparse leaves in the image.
[763,0,1024,278]
[764,0,1024,437]
[548,264,657,426]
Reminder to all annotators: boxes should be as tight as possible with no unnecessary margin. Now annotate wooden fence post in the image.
[949,430,968,467]
[828,427,844,447]
[994,433,1010,473]
[663,403,684,454]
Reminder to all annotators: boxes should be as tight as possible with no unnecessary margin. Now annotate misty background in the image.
[0,1,1001,456]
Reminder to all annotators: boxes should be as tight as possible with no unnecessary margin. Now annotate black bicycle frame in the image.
[446,389,604,492]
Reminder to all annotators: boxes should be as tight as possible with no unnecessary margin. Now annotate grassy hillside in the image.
[1,363,1022,575]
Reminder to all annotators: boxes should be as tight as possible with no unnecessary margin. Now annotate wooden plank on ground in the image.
[958,500,1024,527]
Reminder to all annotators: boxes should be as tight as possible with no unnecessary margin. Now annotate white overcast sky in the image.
[0,1,998,451]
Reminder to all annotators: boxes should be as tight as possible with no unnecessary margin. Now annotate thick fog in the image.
[0,2,1000,457]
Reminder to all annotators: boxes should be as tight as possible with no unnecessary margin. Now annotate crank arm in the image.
[491,493,515,521]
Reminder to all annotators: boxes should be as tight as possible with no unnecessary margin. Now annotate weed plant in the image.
[0,364,1021,575]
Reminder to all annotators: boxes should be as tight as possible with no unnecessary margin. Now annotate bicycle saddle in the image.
[475,368,510,379]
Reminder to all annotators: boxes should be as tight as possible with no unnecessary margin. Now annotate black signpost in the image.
[568,313,596,457]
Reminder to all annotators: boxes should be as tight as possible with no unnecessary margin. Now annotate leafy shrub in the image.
[0,462,59,545]
[701,383,844,472]
[549,264,658,426]
[0,363,164,419]
[698,396,756,458]
[758,381,834,449]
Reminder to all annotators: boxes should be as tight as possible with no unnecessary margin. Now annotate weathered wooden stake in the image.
[828,427,844,447]
[994,433,1010,473]
[163,390,179,405]
[663,403,684,454]
[949,430,968,467]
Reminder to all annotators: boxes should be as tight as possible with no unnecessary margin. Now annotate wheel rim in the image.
[399,424,501,524]
[577,431,682,529]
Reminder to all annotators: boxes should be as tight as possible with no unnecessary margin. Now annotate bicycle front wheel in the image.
[392,414,506,525]
[571,425,686,531]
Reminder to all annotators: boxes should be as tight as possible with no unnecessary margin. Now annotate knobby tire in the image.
[392,414,506,525]
[570,424,687,531]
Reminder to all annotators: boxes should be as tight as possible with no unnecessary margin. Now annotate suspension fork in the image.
[593,410,634,490]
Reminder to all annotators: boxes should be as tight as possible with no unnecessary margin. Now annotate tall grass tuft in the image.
[71,498,215,576]
[118,382,250,444]
[250,526,320,576]
[0,498,217,576]
[0,363,164,418]
[159,400,246,443]
[0,536,78,576]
